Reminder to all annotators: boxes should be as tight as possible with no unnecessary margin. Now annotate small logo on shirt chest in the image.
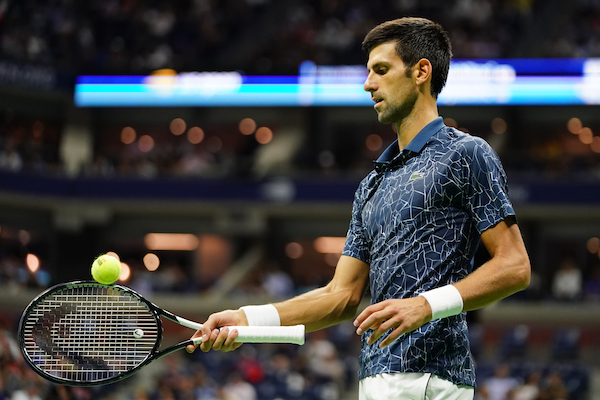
[409,173,423,180]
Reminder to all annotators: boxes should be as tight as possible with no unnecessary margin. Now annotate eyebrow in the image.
[367,61,389,72]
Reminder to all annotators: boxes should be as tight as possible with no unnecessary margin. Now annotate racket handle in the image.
[190,325,305,345]
[234,325,305,345]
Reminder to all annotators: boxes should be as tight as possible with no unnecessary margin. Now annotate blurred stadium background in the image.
[1,0,600,399]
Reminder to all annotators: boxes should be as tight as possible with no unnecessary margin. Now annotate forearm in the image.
[455,252,530,312]
[273,284,364,332]
[267,255,369,332]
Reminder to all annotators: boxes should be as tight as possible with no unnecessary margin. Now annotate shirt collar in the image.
[374,117,444,171]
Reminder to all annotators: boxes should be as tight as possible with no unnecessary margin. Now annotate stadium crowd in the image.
[0,0,537,77]
[2,0,600,79]
[1,0,600,182]
[2,110,600,183]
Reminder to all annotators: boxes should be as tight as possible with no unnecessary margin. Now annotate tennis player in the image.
[188,17,530,400]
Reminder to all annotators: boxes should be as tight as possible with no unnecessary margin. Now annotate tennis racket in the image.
[18,281,304,386]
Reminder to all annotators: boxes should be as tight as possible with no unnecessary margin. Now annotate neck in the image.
[393,100,439,151]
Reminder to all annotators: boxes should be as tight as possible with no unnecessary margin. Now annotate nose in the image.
[364,72,376,93]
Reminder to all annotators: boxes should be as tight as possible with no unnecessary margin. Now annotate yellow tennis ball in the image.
[91,254,122,285]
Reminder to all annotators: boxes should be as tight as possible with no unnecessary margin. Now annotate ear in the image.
[413,58,433,91]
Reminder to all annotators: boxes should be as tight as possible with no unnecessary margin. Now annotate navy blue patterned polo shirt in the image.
[342,117,515,387]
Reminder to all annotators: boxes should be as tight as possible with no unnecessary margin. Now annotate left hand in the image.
[353,296,432,348]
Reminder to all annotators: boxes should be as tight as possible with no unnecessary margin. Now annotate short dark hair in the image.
[362,17,452,99]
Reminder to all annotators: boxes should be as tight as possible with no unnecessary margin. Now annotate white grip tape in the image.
[240,304,281,326]
[234,325,305,345]
[191,325,305,345]
[419,284,463,321]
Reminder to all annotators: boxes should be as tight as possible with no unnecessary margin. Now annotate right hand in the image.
[186,309,248,353]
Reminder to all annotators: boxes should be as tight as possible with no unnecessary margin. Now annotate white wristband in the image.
[240,304,281,326]
[419,285,463,321]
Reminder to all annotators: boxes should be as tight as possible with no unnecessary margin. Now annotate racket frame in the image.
[19,281,304,387]
[18,281,166,386]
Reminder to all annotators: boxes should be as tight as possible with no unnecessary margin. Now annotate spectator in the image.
[537,371,569,400]
[302,330,345,394]
[221,371,257,400]
[261,352,306,398]
[174,373,198,400]
[235,346,264,385]
[261,263,295,299]
[192,366,220,400]
[551,257,583,301]
[0,144,22,172]
[511,371,542,400]
[480,364,520,400]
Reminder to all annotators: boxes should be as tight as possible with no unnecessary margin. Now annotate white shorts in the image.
[359,372,474,400]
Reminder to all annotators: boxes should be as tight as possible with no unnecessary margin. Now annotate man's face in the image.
[364,41,418,125]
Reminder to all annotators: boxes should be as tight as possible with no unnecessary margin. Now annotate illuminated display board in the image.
[74,59,600,107]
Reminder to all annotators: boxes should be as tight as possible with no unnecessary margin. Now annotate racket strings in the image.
[22,284,159,383]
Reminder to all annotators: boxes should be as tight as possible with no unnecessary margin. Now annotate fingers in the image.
[379,326,404,348]
[199,324,220,352]
[186,327,242,353]
[186,316,218,353]
[186,310,247,353]
[353,298,430,348]
[204,327,241,352]
[353,302,387,336]
[358,310,404,346]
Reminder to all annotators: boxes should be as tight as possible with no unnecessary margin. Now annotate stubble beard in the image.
[376,90,418,126]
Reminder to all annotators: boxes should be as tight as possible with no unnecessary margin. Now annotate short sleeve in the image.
[342,180,372,264]
[463,138,515,234]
